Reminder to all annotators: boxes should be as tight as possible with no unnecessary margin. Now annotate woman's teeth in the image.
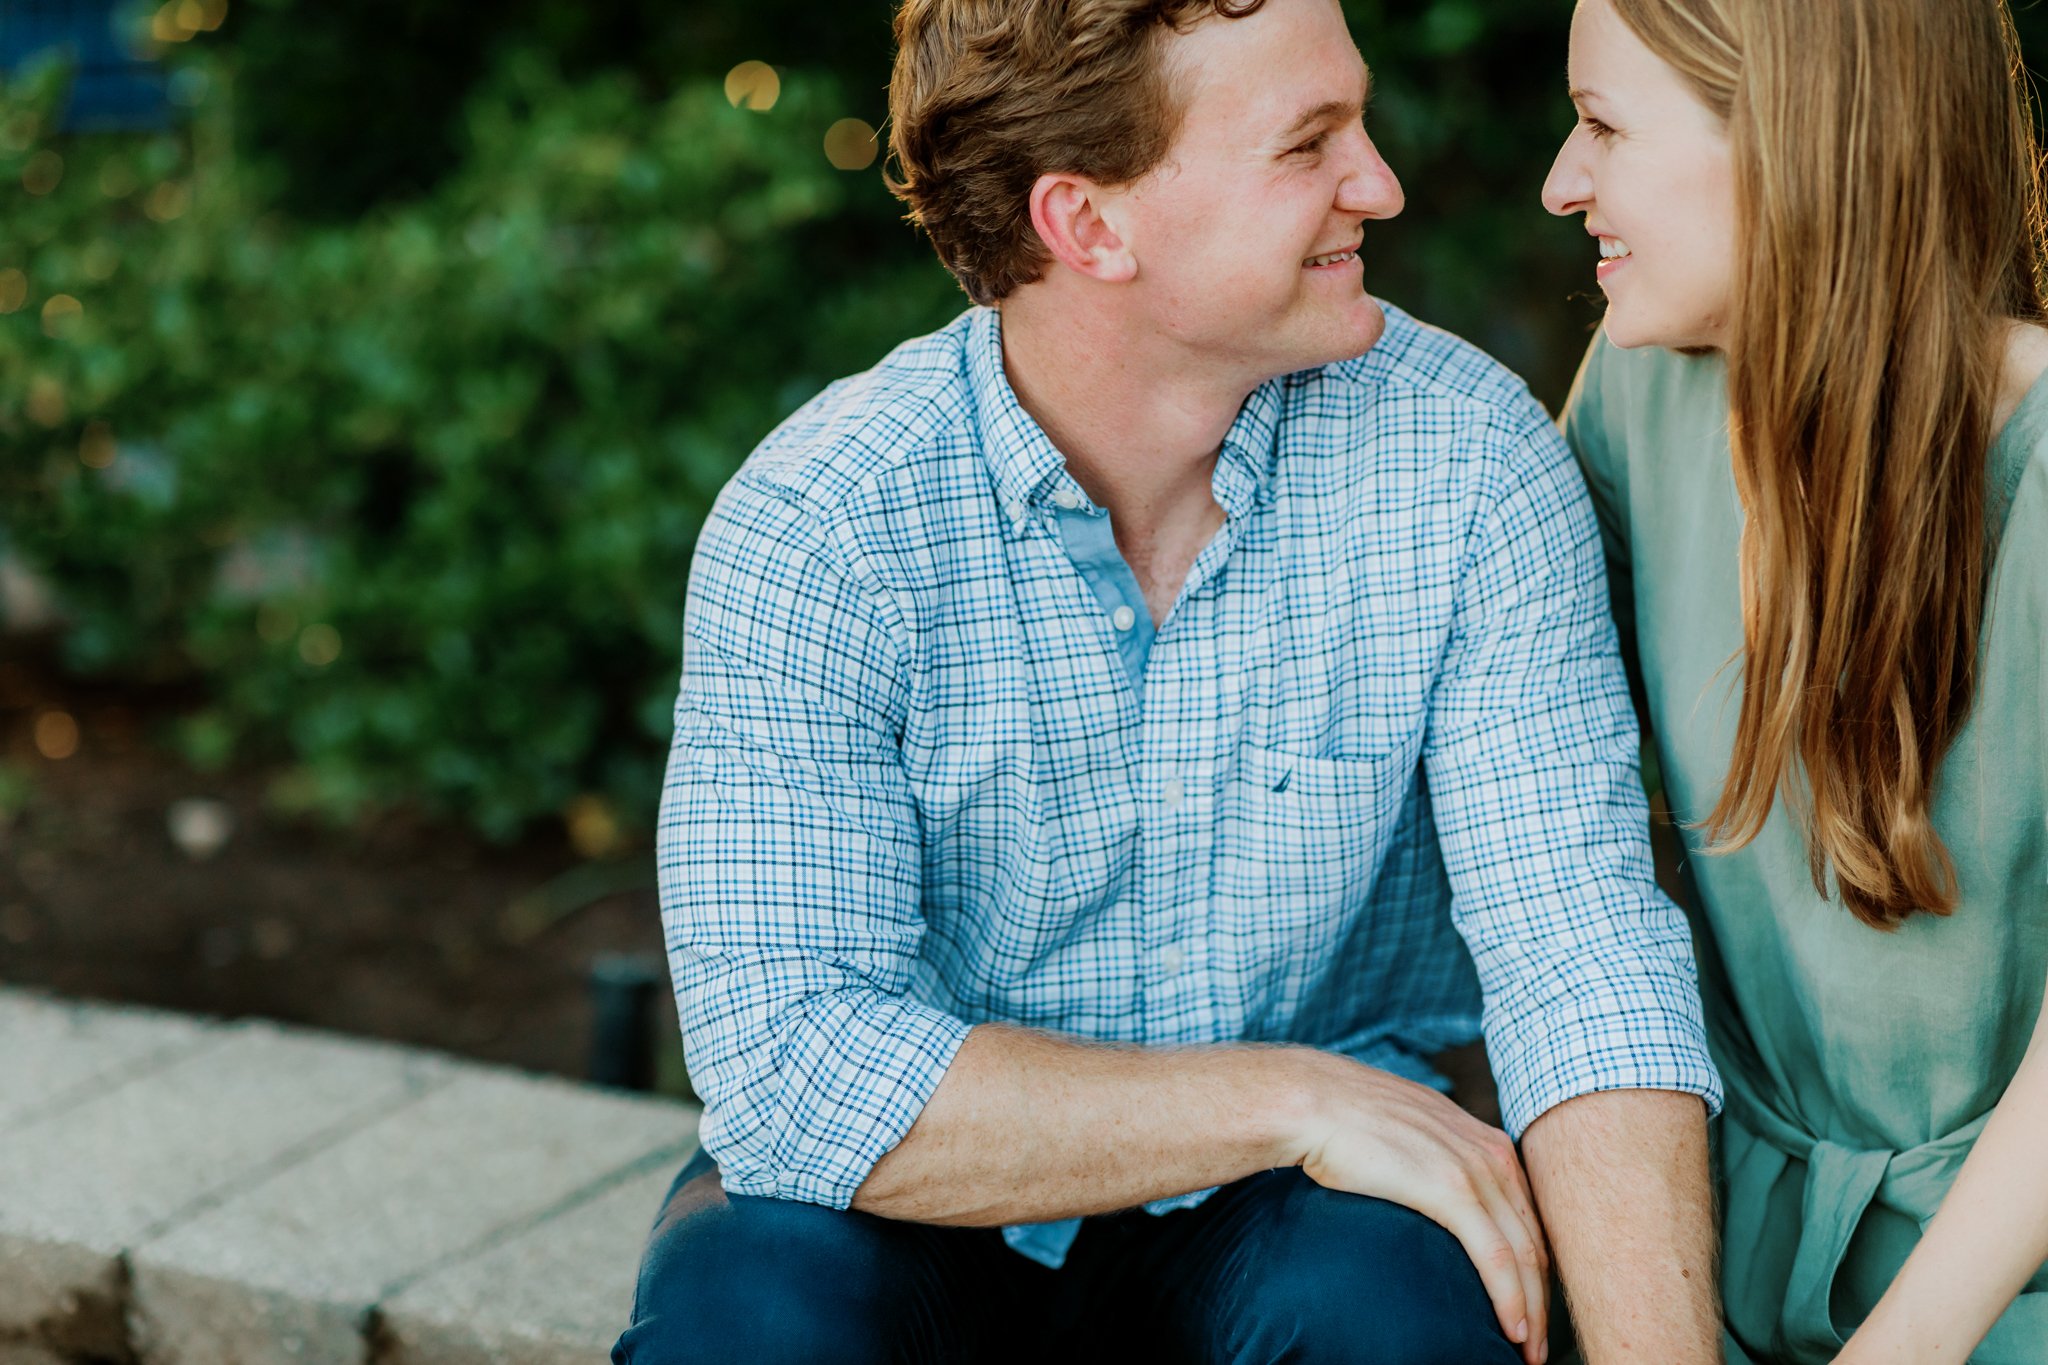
[1599,237,1632,259]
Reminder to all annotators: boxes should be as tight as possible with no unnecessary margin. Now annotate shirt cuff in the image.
[1487,989,1724,1139]
[724,993,974,1209]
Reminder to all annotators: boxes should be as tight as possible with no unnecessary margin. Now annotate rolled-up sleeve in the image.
[657,472,971,1207]
[1422,400,1722,1138]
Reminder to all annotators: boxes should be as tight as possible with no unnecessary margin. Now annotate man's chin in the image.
[1189,298,1389,383]
[1292,298,1387,370]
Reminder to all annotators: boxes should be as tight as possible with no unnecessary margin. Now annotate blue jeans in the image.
[614,1149,1523,1364]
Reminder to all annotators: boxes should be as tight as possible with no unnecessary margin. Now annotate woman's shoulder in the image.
[1992,322,2048,533]
[1574,331,1728,429]
[1563,329,1730,499]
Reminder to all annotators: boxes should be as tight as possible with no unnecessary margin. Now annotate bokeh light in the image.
[256,602,299,645]
[824,118,879,171]
[34,710,80,761]
[167,797,237,862]
[168,67,212,108]
[152,0,196,42]
[0,269,25,314]
[564,793,626,859]
[724,61,781,112]
[79,422,117,469]
[0,113,37,154]
[25,376,67,428]
[42,294,83,338]
[82,242,121,282]
[98,160,137,199]
[298,624,342,667]
[22,150,63,196]
[145,181,191,222]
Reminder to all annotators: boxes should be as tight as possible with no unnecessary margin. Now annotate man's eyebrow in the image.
[1277,71,1374,140]
[1279,97,1361,139]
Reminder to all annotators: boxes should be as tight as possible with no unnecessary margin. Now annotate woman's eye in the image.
[1580,116,1616,140]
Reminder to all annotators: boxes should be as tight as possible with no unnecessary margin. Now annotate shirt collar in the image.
[967,308,1069,526]
[966,307,1288,528]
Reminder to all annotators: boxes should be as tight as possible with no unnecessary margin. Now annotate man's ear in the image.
[1027,173,1138,285]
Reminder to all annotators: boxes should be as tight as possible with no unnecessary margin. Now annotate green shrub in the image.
[7,0,2045,844]
[1,52,961,838]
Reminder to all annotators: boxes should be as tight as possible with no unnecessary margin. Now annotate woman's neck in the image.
[1991,318,2048,436]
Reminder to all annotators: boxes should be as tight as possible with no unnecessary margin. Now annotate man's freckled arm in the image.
[852,1025,1321,1225]
[1418,404,1723,1362]
[1522,1090,1719,1365]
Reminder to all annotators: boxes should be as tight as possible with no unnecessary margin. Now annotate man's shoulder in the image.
[734,309,982,520]
[1306,301,1551,436]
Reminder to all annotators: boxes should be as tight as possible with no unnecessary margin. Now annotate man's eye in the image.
[1291,135,1328,156]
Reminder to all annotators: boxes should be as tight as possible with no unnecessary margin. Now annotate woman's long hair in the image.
[1609,0,2048,926]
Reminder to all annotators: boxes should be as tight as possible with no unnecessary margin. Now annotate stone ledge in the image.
[0,988,699,1365]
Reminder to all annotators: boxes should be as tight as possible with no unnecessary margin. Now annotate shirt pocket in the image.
[1213,744,1404,919]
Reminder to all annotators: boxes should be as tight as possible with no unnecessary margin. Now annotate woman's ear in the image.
[1028,173,1138,284]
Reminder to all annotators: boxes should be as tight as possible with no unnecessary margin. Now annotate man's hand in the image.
[854,1028,1551,1361]
[1287,1050,1551,1365]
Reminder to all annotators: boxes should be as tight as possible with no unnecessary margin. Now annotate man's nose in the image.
[1337,130,1404,221]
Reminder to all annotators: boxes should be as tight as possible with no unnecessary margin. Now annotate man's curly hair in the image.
[885,0,1270,305]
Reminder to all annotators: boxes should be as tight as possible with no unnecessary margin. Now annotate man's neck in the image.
[997,291,1258,535]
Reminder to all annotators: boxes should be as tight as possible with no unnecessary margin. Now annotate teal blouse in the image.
[1564,334,2048,1363]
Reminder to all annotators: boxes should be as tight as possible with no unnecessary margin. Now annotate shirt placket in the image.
[1128,513,1249,1047]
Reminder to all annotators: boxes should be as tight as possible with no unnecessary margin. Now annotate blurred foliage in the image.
[0,43,957,838]
[3,0,2045,841]
[214,0,1613,389]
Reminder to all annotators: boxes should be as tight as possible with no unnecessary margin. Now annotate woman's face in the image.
[1541,0,1738,350]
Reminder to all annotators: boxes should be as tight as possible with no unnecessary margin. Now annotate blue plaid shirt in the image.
[657,303,1721,1267]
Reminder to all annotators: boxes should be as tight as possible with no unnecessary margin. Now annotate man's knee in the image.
[614,1176,914,1365]
[1222,1176,1524,1365]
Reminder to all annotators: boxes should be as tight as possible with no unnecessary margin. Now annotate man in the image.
[617,1,1724,1361]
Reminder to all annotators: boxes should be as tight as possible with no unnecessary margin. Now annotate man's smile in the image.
[1304,241,1363,268]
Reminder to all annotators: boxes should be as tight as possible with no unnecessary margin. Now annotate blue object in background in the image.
[0,0,168,130]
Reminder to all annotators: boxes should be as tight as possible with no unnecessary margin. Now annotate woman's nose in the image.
[1541,136,1592,218]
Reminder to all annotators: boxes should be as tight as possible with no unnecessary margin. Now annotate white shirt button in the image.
[1162,777,1185,806]
[1052,487,1084,510]
[1158,944,1187,973]
[1003,500,1026,523]
[1111,605,1137,632]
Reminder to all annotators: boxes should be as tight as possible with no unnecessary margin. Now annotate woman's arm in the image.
[1835,969,2048,1363]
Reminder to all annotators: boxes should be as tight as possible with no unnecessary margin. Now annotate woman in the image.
[1543,0,2048,1361]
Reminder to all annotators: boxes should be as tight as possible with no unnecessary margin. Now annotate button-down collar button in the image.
[1158,944,1186,973]
[1111,605,1137,632]
[1162,777,1185,806]
[1052,487,1084,510]
[1003,499,1026,523]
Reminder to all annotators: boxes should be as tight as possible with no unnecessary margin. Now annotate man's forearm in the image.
[850,1023,1312,1224]
[1520,1089,1719,1364]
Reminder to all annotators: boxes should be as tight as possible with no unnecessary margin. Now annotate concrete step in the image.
[0,989,697,1365]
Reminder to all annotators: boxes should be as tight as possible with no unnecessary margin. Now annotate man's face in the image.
[1111,0,1404,381]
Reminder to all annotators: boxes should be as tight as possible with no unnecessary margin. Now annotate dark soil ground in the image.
[0,635,686,1095]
